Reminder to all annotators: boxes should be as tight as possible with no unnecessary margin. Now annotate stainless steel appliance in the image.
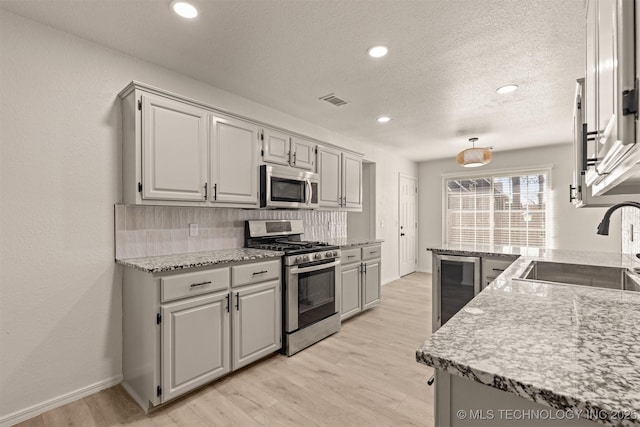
[259,165,319,209]
[433,253,480,332]
[245,219,340,355]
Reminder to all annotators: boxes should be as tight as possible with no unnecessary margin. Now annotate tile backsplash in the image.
[622,206,640,255]
[115,205,347,259]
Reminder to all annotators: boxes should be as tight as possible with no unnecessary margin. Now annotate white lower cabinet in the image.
[232,279,281,370]
[122,258,281,411]
[161,291,230,402]
[340,244,382,321]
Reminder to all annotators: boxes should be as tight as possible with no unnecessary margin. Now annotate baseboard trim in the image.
[382,275,400,286]
[0,375,123,427]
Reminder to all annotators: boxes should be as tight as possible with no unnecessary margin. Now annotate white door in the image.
[161,291,230,402]
[232,280,281,370]
[399,174,417,276]
[290,137,315,170]
[210,115,260,206]
[342,152,363,210]
[141,93,208,201]
[317,146,342,208]
[262,128,291,166]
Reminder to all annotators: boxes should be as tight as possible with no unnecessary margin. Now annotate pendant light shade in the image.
[456,138,492,167]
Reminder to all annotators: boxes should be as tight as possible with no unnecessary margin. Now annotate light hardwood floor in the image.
[16,272,434,427]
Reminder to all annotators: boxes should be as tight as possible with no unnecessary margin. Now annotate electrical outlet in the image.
[189,223,199,237]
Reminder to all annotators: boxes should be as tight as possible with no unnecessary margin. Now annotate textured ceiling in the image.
[0,0,586,162]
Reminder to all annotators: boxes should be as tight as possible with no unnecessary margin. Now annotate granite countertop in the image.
[325,237,384,248]
[416,249,640,426]
[426,243,540,258]
[116,248,284,273]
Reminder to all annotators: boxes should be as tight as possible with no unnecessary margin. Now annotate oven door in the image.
[261,165,318,209]
[286,258,340,332]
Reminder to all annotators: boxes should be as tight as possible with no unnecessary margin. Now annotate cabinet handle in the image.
[369,250,377,254]
[214,183,217,200]
[293,152,297,165]
[492,268,505,272]
[569,185,576,202]
[347,255,356,258]
[204,183,208,200]
[427,375,435,386]
[190,281,211,288]
[235,293,240,311]
[225,293,230,312]
[252,270,268,276]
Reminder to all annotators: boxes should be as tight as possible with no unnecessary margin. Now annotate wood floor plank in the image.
[14,272,435,427]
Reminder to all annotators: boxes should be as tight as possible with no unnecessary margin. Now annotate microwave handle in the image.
[306,179,312,205]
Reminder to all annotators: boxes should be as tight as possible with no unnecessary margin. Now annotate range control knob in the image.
[295,256,303,264]
[327,251,335,258]
[302,255,310,263]
[332,251,339,257]
[314,253,322,260]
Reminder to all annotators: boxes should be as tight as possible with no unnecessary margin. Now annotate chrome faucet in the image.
[596,201,640,235]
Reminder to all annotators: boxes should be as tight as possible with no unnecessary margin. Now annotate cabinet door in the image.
[342,152,363,210]
[210,115,260,205]
[341,264,362,320]
[596,0,616,144]
[161,291,230,402]
[362,260,381,310]
[141,93,208,201]
[290,137,315,170]
[317,146,342,208]
[232,280,281,370]
[262,128,291,166]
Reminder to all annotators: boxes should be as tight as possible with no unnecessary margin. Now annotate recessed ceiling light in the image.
[377,116,391,123]
[496,84,518,94]
[171,1,198,19]
[367,45,388,58]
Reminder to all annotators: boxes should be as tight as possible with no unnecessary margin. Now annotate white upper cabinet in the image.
[262,129,315,170]
[141,93,208,202]
[317,145,342,208]
[119,82,363,206]
[342,152,363,209]
[290,137,315,170]
[317,145,362,211]
[583,0,640,196]
[210,115,260,206]
[262,128,291,166]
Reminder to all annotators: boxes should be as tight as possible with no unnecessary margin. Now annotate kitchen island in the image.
[417,249,640,427]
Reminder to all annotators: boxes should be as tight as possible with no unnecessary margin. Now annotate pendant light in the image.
[456,137,492,167]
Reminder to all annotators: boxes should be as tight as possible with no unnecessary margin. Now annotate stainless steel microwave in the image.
[259,165,319,209]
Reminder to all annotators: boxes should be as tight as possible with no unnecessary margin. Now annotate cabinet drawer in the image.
[341,248,361,265]
[161,268,230,303]
[362,244,381,261]
[232,259,281,287]
[482,257,516,276]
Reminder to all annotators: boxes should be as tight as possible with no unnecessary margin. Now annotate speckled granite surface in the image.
[116,248,284,273]
[417,249,640,426]
[426,243,539,258]
[325,238,384,248]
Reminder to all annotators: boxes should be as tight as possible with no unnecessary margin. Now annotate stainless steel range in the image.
[245,220,341,356]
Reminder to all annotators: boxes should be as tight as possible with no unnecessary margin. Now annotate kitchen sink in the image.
[517,260,640,292]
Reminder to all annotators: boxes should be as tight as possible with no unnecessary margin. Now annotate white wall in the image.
[0,11,416,423]
[417,143,622,273]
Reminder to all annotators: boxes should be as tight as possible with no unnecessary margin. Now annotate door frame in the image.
[398,173,418,277]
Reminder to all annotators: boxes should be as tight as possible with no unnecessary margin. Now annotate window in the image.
[444,170,549,248]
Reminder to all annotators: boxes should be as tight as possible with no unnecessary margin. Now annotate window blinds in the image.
[445,171,548,248]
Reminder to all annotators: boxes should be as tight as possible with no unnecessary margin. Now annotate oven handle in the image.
[289,259,341,274]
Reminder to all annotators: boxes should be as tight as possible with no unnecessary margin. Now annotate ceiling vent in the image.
[319,93,348,107]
